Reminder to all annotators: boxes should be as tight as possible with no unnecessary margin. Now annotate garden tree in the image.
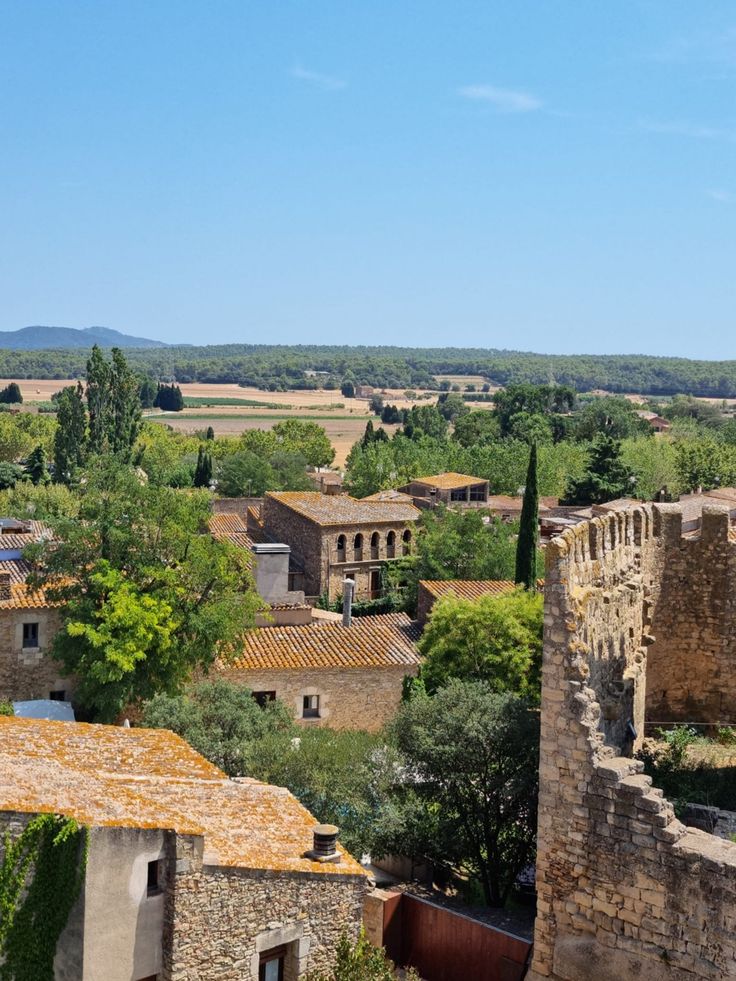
[664,395,724,428]
[272,419,335,468]
[53,384,87,483]
[28,460,261,720]
[268,450,313,491]
[0,382,22,404]
[437,392,470,423]
[360,420,388,448]
[85,344,112,454]
[0,462,24,490]
[256,727,386,858]
[402,404,448,441]
[515,443,539,590]
[238,428,278,457]
[376,682,539,907]
[493,383,575,437]
[216,450,275,497]
[418,591,543,697]
[563,436,636,505]
[304,930,419,981]
[193,445,213,488]
[341,379,355,398]
[109,347,143,456]
[572,396,649,441]
[142,680,295,776]
[0,412,56,465]
[137,375,158,409]
[131,422,199,486]
[674,437,736,493]
[620,436,681,501]
[0,481,79,520]
[452,410,500,448]
[24,444,50,485]
[154,382,185,411]
[508,411,553,445]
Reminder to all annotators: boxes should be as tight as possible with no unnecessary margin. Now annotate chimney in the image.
[342,577,354,627]
[0,572,11,602]
[306,824,341,863]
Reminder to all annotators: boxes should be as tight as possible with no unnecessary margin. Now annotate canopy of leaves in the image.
[563,436,636,505]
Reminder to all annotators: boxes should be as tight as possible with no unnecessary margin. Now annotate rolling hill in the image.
[0,326,167,350]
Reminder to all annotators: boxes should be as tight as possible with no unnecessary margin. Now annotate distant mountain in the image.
[0,326,167,350]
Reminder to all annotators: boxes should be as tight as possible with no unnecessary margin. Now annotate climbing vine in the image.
[0,814,88,980]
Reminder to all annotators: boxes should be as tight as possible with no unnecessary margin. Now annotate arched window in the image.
[354,533,364,560]
[370,531,380,559]
[336,534,346,560]
[386,530,396,558]
[402,529,412,556]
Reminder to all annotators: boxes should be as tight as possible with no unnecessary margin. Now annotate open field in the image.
[435,374,493,388]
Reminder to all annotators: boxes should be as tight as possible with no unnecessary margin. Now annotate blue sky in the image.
[0,1,734,356]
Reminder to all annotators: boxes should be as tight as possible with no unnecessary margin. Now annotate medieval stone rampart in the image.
[529,504,736,980]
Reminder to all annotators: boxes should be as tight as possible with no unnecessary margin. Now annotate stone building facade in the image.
[529,503,736,981]
[253,492,419,601]
[0,717,369,981]
[397,472,489,509]
[218,613,421,731]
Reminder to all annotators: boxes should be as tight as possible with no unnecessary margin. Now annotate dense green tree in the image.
[369,394,384,415]
[142,680,295,776]
[216,450,275,496]
[0,382,23,404]
[193,445,213,488]
[377,682,539,907]
[419,591,543,697]
[138,375,158,409]
[451,411,500,448]
[380,404,402,424]
[205,425,215,440]
[154,383,185,411]
[0,462,24,489]
[402,404,448,440]
[437,392,470,423]
[268,451,313,491]
[28,460,261,720]
[664,395,724,428]
[271,419,335,468]
[563,435,636,505]
[508,411,553,445]
[109,348,142,456]
[493,384,575,436]
[53,384,87,484]
[515,443,539,589]
[573,396,649,441]
[85,345,112,454]
[341,380,355,398]
[24,444,50,485]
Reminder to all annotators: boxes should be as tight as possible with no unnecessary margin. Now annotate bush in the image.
[0,382,23,404]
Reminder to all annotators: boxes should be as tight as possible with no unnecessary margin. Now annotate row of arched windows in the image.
[336,529,412,561]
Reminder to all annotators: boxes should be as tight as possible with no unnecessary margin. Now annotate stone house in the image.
[250,492,420,602]
[397,472,490,509]
[0,715,369,981]
[416,579,524,627]
[218,613,421,731]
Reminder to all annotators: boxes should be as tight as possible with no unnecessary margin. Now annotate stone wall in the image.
[529,505,736,981]
[217,664,416,731]
[261,496,326,597]
[0,606,68,702]
[162,834,369,981]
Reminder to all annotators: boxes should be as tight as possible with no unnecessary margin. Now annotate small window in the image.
[252,690,276,708]
[49,690,66,701]
[259,946,286,981]
[353,533,363,559]
[147,859,162,896]
[402,529,412,555]
[302,694,320,719]
[22,622,39,649]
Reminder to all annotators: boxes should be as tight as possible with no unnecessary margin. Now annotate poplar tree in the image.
[86,345,111,454]
[53,384,87,484]
[515,442,539,591]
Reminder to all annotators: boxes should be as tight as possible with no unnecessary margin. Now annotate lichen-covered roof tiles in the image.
[266,491,419,526]
[224,612,421,670]
[209,511,253,549]
[0,717,365,878]
[411,472,488,490]
[420,579,543,602]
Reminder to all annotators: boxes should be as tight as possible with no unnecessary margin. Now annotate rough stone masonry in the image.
[528,503,736,981]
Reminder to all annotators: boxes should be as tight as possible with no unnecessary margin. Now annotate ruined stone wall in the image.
[647,505,736,723]
[0,607,69,702]
[217,664,417,731]
[162,834,368,981]
[529,506,736,981]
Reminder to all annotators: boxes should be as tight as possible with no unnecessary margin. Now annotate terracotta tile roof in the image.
[362,490,416,504]
[223,613,421,671]
[0,520,52,551]
[0,582,58,610]
[411,472,488,490]
[266,492,419,527]
[486,496,552,514]
[0,717,365,877]
[209,512,253,549]
[420,579,543,602]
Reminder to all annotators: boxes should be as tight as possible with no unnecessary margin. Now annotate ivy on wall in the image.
[0,814,88,980]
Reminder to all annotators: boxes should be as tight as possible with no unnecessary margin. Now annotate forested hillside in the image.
[0,343,735,396]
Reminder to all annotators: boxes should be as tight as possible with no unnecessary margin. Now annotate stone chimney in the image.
[305,824,341,863]
[342,578,354,627]
[0,572,11,601]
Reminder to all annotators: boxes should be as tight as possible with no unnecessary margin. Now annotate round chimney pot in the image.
[314,824,338,836]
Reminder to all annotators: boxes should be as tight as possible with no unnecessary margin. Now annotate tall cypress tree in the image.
[515,442,539,591]
[193,445,213,488]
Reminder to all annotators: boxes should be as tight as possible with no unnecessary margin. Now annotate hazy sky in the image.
[1,2,734,356]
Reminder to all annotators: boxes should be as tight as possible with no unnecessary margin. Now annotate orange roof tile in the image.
[362,489,416,504]
[266,492,419,527]
[209,512,253,549]
[223,613,421,671]
[420,579,543,602]
[0,717,365,877]
[410,472,488,490]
